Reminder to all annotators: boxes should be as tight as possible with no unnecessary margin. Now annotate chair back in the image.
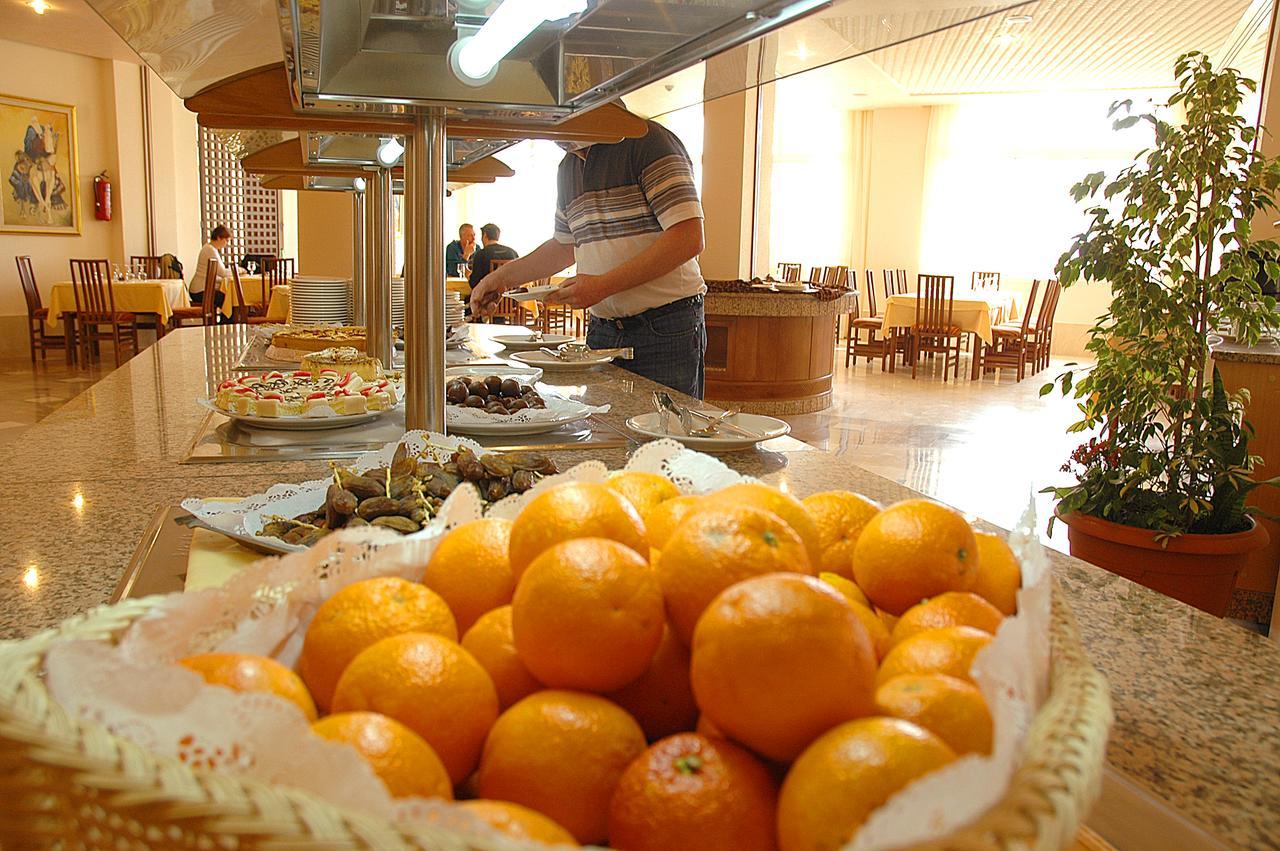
[822,266,849,288]
[973,271,1001,290]
[1037,279,1060,329]
[914,274,956,334]
[130,255,164,279]
[896,268,909,294]
[882,269,898,302]
[69,259,114,316]
[778,263,802,282]
[224,264,246,325]
[1018,280,1041,335]
[16,256,41,316]
[862,269,877,317]
[263,256,294,306]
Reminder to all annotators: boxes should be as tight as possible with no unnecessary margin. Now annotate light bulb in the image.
[376,137,404,166]
[451,0,588,86]
[29,0,48,14]
[353,177,367,192]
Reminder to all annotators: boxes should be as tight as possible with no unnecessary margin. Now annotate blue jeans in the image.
[587,296,706,399]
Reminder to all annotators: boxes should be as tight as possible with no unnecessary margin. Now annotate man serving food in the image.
[470,121,707,398]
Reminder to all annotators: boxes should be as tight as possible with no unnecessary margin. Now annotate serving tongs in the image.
[538,343,634,362]
[173,511,300,555]
[654,391,757,438]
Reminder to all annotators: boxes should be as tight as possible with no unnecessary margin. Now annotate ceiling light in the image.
[28,0,48,14]
[376,137,404,166]
[1005,14,1033,25]
[993,32,1017,46]
[450,0,588,87]
[353,177,367,192]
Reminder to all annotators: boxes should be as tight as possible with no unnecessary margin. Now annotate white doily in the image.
[181,431,486,552]
[445,393,609,428]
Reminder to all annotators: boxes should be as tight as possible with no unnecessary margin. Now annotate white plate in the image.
[510,350,614,370]
[506,284,561,303]
[199,399,391,431]
[446,364,544,384]
[491,333,575,351]
[625,411,790,452]
[446,403,593,436]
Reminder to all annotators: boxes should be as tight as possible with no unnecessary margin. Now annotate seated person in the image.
[446,223,477,277]
[468,223,519,288]
[189,224,232,310]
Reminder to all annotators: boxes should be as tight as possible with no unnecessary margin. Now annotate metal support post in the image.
[351,186,366,326]
[404,109,447,432]
[365,168,393,369]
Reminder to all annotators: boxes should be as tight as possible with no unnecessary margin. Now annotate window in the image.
[198,128,281,261]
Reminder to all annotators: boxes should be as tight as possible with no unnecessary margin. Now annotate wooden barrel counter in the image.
[703,284,855,415]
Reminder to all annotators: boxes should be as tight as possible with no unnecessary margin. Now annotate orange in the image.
[512,538,664,692]
[852,499,978,615]
[643,494,705,552]
[802,491,881,578]
[608,471,681,517]
[460,606,541,709]
[608,733,778,851]
[422,518,515,634]
[777,717,956,851]
[298,577,457,712]
[476,690,646,844]
[876,626,994,688]
[877,607,900,633]
[690,573,877,763]
[456,800,579,846]
[508,482,647,579]
[331,632,497,783]
[848,600,893,661]
[818,571,871,609]
[874,674,993,756]
[179,653,317,721]
[657,506,813,646]
[703,483,822,566]
[311,711,452,800]
[695,714,726,739]
[971,532,1021,615]
[890,591,1004,647]
[606,626,699,741]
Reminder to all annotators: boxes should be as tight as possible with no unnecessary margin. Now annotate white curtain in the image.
[917,92,1165,283]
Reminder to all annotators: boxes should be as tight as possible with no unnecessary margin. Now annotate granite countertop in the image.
[705,290,856,318]
[1211,336,1280,365]
[2,326,1277,849]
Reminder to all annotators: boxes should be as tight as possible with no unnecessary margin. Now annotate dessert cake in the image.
[214,370,399,417]
[270,326,368,353]
[301,347,382,382]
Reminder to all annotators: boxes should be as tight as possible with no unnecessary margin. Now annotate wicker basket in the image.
[0,587,1111,850]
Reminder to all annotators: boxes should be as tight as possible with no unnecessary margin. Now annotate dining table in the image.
[877,288,1022,379]
[221,275,290,322]
[44,278,191,335]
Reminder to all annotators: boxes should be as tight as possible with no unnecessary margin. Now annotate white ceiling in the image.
[0,0,139,63]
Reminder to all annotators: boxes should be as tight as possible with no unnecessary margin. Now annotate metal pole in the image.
[404,109,446,432]
[365,168,393,369]
[351,187,366,326]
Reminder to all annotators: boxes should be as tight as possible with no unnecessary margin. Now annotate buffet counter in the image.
[703,289,856,415]
[2,327,1278,849]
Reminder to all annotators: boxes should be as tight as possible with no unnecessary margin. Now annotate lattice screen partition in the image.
[198,127,280,262]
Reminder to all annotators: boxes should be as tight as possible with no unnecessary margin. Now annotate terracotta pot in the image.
[1060,511,1270,617]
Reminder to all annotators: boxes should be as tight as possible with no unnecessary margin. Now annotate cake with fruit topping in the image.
[300,347,382,382]
[213,370,399,418]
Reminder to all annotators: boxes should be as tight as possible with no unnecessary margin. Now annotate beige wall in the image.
[700,90,755,280]
[0,40,200,356]
[862,107,931,278]
[297,190,355,279]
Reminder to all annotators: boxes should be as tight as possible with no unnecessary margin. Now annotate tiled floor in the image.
[782,351,1089,554]
[0,354,116,446]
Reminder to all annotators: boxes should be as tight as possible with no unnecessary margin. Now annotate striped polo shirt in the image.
[554,121,706,319]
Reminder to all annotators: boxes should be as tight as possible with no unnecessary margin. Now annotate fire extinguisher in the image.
[93,172,112,221]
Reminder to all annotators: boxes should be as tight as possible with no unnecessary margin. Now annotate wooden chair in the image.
[70,258,138,367]
[976,279,1039,381]
[1021,279,1061,372]
[130,255,164,279]
[170,260,223,328]
[778,263,802,282]
[231,266,275,325]
[895,268,909,294]
[17,256,74,365]
[540,304,581,336]
[490,260,537,327]
[805,266,825,286]
[882,269,898,303]
[908,274,962,381]
[845,269,891,370]
[822,266,850,288]
[972,271,1001,290]
[247,256,293,318]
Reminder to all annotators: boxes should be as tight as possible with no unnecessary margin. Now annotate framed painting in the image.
[0,94,80,235]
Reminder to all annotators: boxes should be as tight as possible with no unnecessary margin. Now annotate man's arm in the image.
[552,217,703,309]
[470,238,576,315]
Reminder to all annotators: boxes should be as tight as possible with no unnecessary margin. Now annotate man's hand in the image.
[470,273,505,317]
[550,273,612,309]
[462,238,476,260]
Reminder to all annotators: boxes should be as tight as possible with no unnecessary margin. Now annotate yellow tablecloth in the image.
[880,289,1021,345]
[220,274,267,318]
[447,277,471,298]
[45,279,190,333]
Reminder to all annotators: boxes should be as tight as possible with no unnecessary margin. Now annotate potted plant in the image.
[1045,52,1280,616]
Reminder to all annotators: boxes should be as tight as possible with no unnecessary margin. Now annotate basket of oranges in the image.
[0,445,1111,850]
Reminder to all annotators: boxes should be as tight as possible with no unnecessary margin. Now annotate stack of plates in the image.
[392,278,406,329]
[446,291,465,328]
[291,276,351,325]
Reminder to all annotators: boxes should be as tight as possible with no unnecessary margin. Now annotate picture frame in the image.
[0,94,80,235]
